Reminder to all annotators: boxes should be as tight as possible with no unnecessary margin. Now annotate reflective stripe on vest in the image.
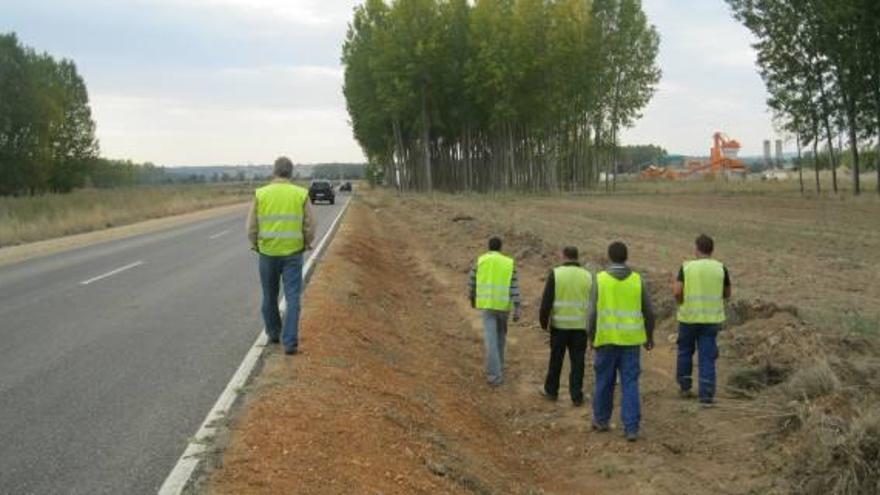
[475,252,514,311]
[677,259,726,323]
[551,265,592,330]
[594,271,646,347]
[255,182,308,256]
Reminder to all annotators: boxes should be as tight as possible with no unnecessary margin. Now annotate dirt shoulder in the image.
[0,202,248,267]
[201,188,871,494]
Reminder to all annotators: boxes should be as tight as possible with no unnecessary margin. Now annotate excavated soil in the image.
[200,189,845,494]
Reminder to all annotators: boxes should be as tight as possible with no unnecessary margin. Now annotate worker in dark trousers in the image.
[539,246,593,406]
[588,241,655,442]
[673,234,731,406]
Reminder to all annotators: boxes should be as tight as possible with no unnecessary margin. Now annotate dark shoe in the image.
[625,431,639,442]
[284,347,298,355]
[267,337,280,344]
[679,389,694,399]
[699,398,715,408]
[540,388,558,402]
[572,397,584,407]
[591,422,609,432]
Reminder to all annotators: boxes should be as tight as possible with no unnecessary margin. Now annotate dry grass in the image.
[379,183,879,492]
[0,184,253,246]
[791,408,880,495]
[611,170,879,196]
[784,359,840,401]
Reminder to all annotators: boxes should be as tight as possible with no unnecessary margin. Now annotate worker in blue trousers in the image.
[588,241,655,442]
[673,234,732,406]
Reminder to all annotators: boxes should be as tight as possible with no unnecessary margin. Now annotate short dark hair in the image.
[563,246,579,260]
[695,234,714,255]
[608,241,628,264]
[488,236,502,251]
[273,156,293,178]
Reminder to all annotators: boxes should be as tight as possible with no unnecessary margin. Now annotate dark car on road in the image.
[309,180,335,204]
[339,181,352,193]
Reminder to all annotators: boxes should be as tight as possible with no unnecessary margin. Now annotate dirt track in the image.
[198,188,879,494]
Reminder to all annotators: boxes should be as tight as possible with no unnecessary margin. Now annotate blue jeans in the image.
[677,323,720,401]
[481,310,508,384]
[258,252,304,351]
[592,345,641,434]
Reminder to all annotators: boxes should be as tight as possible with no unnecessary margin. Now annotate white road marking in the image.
[79,261,145,286]
[158,199,352,495]
[208,230,229,240]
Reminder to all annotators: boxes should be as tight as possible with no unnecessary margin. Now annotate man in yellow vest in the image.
[538,246,592,406]
[246,157,315,355]
[588,241,655,441]
[468,237,522,386]
[673,234,731,406]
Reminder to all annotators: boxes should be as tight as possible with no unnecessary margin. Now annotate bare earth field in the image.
[203,188,880,495]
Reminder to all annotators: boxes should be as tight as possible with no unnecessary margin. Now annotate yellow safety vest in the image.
[677,258,726,323]
[552,265,592,330]
[255,182,308,256]
[594,271,646,347]
[475,251,515,311]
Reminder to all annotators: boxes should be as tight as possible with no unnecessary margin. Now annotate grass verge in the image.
[0,184,254,246]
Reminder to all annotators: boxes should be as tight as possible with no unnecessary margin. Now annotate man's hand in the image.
[644,339,655,351]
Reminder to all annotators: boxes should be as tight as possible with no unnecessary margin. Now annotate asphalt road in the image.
[0,195,350,495]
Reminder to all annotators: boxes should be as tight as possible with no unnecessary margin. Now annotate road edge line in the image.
[157,197,352,495]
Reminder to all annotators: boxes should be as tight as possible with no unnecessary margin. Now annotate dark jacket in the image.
[539,261,591,330]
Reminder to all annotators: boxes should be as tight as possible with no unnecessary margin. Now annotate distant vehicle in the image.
[309,180,335,204]
[339,181,352,192]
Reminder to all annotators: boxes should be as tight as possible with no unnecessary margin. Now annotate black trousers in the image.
[544,328,588,401]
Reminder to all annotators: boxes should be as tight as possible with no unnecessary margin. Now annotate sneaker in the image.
[284,347,298,355]
[699,398,715,408]
[591,422,610,432]
[679,389,694,399]
[540,388,558,402]
[625,431,639,442]
[572,397,584,407]
[487,378,504,387]
[267,337,280,344]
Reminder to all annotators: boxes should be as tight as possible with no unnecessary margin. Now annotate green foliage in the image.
[617,144,667,173]
[0,33,99,195]
[727,0,880,195]
[342,0,661,192]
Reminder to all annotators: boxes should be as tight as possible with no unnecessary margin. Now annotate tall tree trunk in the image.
[822,116,838,193]
[796,133,804,195]
[420,83,432,193]
[812,138,820,194]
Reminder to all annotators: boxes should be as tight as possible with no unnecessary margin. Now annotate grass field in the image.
[0,183,255,247]
[205,184,880,494]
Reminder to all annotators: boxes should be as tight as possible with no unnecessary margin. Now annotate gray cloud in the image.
[2,0,779,164]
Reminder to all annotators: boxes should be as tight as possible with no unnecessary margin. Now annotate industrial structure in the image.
[641,131,748,180]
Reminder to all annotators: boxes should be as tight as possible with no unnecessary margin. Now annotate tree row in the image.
[342,0,661,192]
[728,0,880,195]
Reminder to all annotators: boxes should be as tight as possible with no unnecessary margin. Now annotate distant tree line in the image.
[342,0,661,192]
[727,0,880,195]
[0,33,174,195]
[617,144,667,174]
[311,163,366,180]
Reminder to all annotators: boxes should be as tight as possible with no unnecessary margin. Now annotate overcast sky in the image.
[2,0,778,165]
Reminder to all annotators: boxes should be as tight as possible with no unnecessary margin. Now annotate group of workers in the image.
[469,234,731,442]
[250,156,732,443]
